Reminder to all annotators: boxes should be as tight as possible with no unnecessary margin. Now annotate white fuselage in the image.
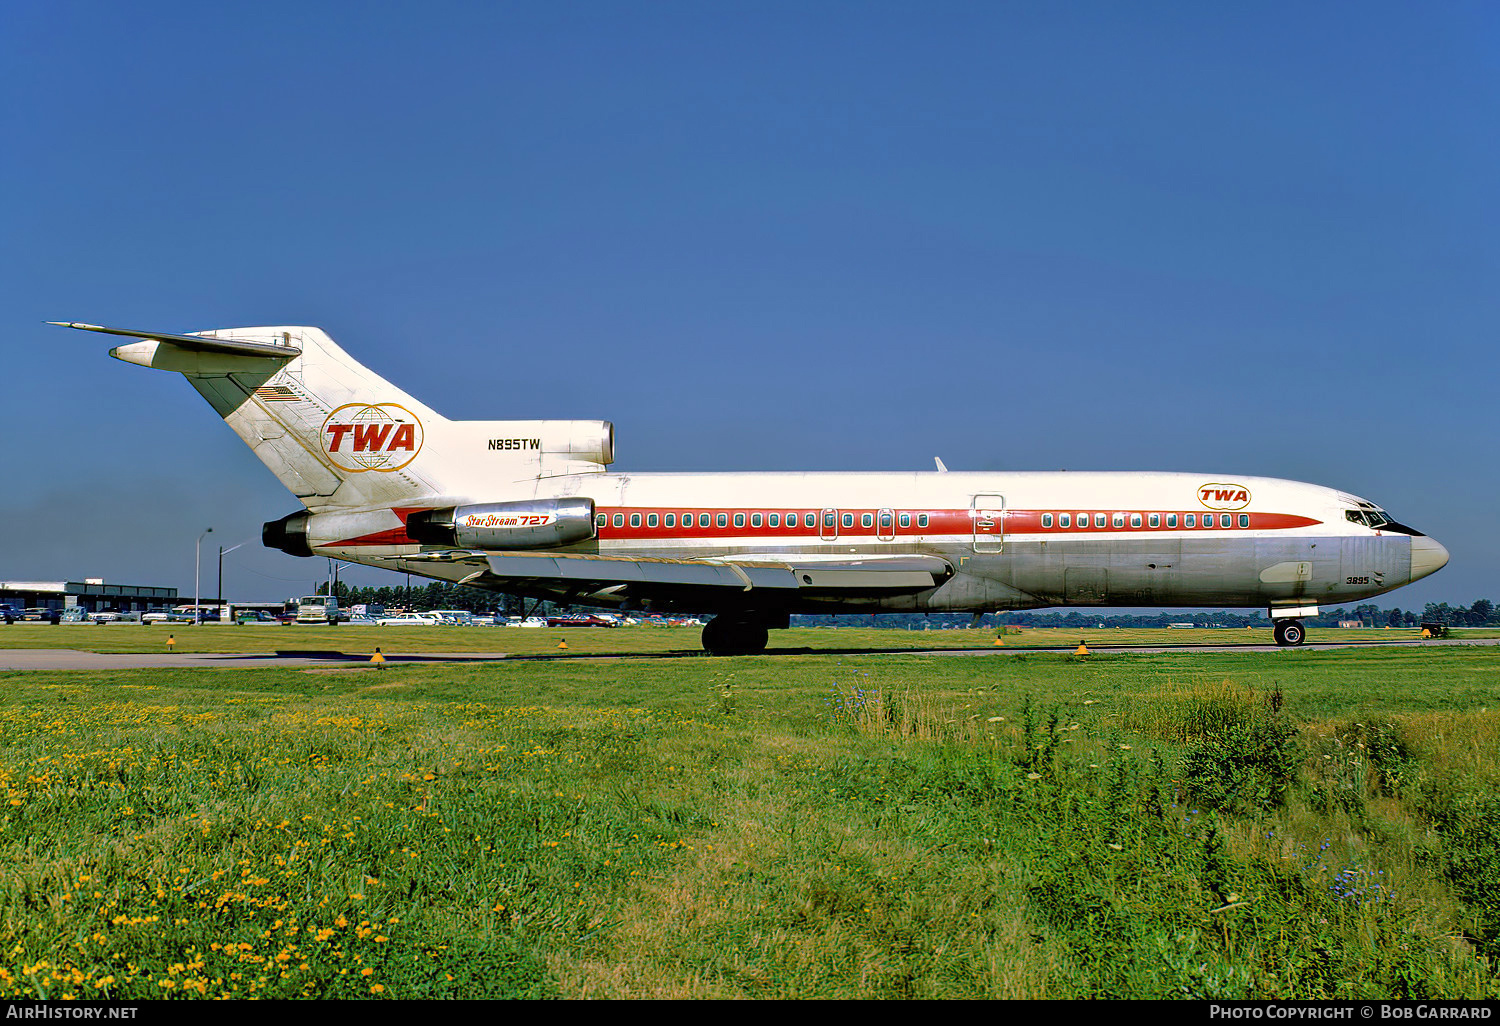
[308,469,1444,615]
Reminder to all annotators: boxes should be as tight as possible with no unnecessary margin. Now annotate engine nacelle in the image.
[263,510,314,557]
[406,497,596,550]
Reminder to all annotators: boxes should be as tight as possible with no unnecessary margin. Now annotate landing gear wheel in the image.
[1273,619,1305,647]
[701,616,770,656]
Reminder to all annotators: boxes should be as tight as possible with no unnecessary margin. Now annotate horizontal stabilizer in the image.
[49,322,302,360]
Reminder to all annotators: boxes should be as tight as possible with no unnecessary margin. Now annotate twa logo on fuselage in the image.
[1198,482,1251,510]
[322,403,424,473]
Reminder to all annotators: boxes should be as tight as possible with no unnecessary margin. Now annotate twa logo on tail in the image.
[1198,482,1251,510]
[322,403,424,473]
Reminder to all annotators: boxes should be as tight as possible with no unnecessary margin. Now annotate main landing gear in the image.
[701,615,772,656]
[1273,619,1306,647]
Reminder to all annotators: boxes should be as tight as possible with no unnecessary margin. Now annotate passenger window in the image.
[613,513,624,528]
[751,513,762,528]
[824,512,836,529]
[699,513,710,528]
[1167,514,1177,528]
[596,513,606,527]
[1238,513,1249,528]
[1148,513,1159,528]
[1094,514,1106,528]
[665,513,676,528]
[899,513,910,528]
[861,513,872,529]
[1042,513,1053,528]
[917,514,929,528]
[717,513,728,528]
[1059,513,1070,528]
[842,513,853,529]
[769,513,779,528]
[880,512,892,530]
[630,513,641,527]
[1220,514,1231,528]
[1077,513,1087,528]
[1112,513,1125,528]
[733,513,744,528]
[647,513,658,528]
[1185,514,1195,528]
[1131,514,1142,528]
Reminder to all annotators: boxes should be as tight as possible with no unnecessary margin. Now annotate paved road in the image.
[0,637,1495,670]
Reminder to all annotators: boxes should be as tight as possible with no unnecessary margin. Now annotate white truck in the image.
[295,595,341,625]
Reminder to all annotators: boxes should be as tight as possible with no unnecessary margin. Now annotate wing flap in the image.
[478,551,952,594]
[485,553,800,590]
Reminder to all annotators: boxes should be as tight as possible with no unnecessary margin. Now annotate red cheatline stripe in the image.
[324,507,1323,547]
[587,508,1320,540]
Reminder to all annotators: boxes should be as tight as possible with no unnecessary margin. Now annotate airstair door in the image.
[972,494,1005,553]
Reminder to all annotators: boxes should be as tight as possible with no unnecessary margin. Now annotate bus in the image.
[296,595,340,625]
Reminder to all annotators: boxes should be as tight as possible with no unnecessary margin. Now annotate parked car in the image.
[88,610,120,623]
[23,608,61,624]
[546,614,621,628]
[0,604,20,624]
[167,606,220,623]
[374,612,441,626]
[141,609,173,624]
[234,610,281,625]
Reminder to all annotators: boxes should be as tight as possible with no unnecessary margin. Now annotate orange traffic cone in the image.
[371,647,386,667]
[167,634,175,651]
[557,639,568,649]
[1075,640,1089,655]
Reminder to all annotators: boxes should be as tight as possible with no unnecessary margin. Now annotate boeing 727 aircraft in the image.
[55,321,1449,654]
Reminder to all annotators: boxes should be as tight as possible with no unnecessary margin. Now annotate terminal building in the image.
[0,579,179,616]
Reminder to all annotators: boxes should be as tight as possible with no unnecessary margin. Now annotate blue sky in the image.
[2,1,1495,611]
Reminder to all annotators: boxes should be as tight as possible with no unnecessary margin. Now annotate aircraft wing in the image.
[50,322,302,360]
[400,549,953,602]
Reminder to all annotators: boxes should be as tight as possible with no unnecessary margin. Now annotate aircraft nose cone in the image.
[1410,535,1450,582]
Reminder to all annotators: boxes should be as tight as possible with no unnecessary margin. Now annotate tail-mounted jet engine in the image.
[263,510,314,557]
[405,497,596,550]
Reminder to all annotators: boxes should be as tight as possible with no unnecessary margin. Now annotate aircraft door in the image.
[972,494,1005,553]
[878,508,895,541]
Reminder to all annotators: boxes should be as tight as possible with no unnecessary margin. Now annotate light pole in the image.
[327,559,354,621]
[195,528,213,625]
[218,541,246,612]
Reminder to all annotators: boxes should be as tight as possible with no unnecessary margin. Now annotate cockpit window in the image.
[1346,508,1407,531]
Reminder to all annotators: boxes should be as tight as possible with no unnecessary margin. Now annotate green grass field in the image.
[1,622,1495,656]
[2,641,1499,998]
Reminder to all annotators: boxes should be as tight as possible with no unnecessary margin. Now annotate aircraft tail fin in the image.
[59,323,613,511]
